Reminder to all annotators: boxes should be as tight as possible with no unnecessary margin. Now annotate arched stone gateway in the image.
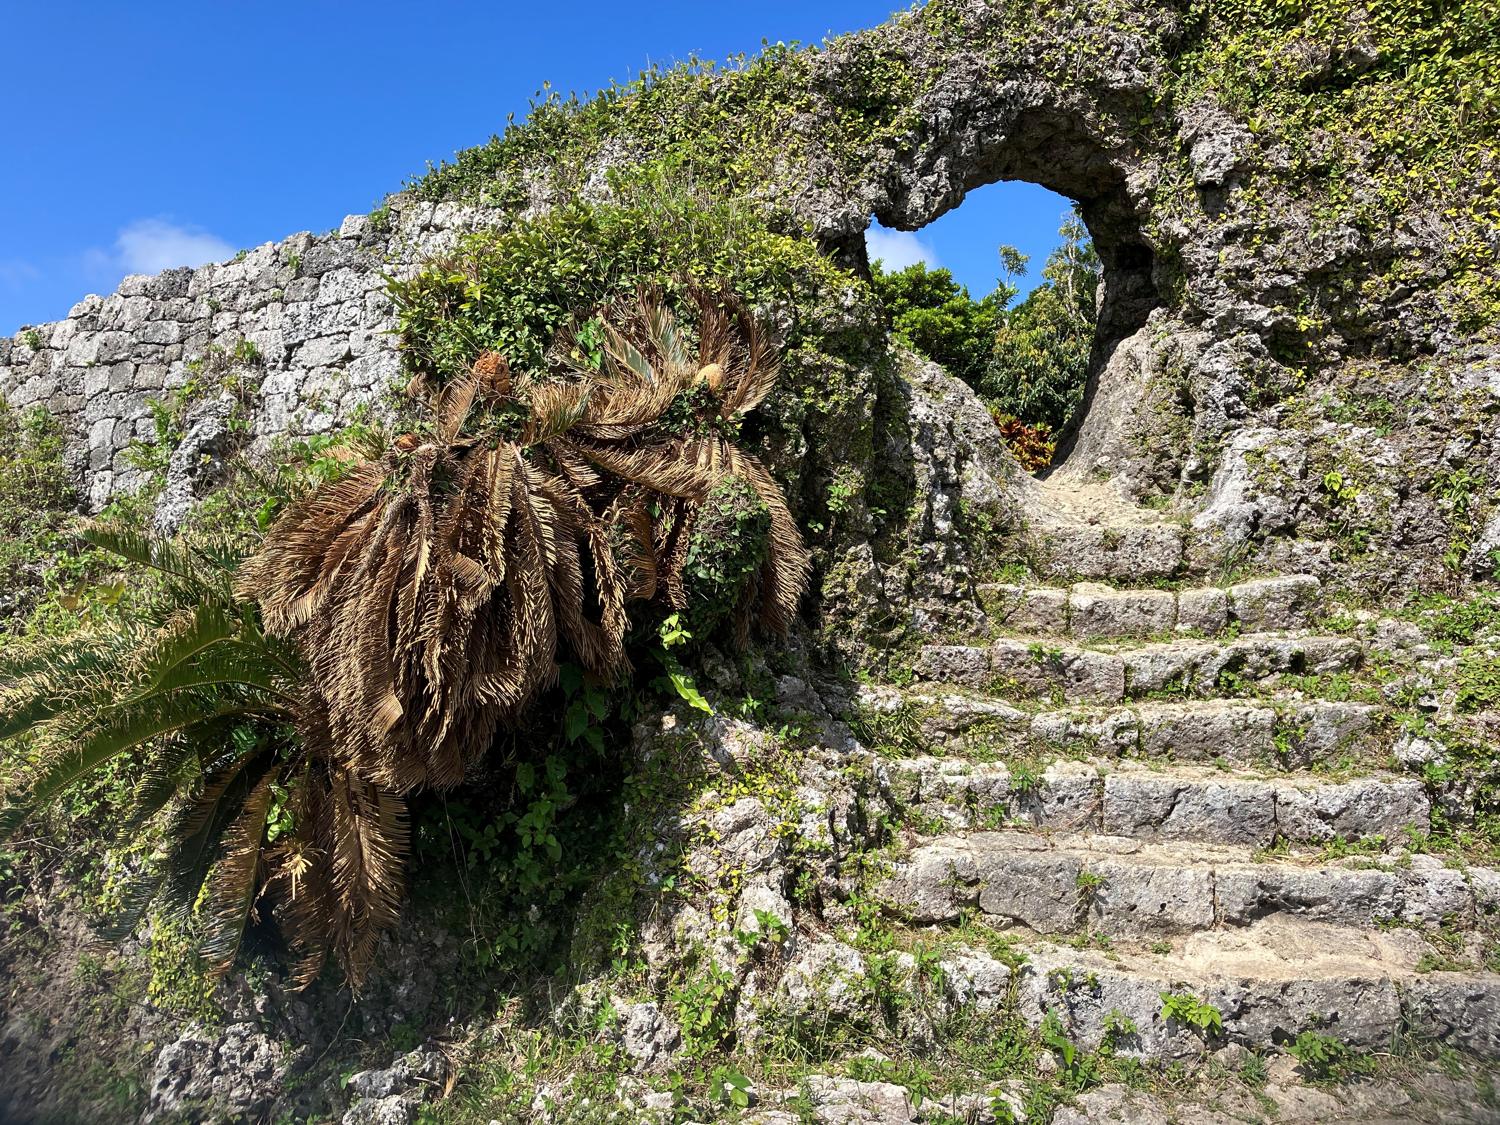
[6,2,1490,605]
[2,5,1499,1120]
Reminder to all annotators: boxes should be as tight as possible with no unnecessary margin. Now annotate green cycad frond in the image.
[0,694,273,838]
[0,527,329,986]
[159,746,278,922]
[80,526,235,608]
[0,633,133,744]
[125,603,244,696]
[124,730,215,831]
[200,772,277,973]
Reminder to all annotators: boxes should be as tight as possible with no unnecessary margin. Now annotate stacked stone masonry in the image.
[0,201,495,510]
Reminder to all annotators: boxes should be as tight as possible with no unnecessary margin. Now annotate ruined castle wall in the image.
[0,201,493,509]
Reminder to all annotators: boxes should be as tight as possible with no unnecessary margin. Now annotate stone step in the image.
[990,920,1500,1060]
[881,830,1497,937]
[980,573,1322,640]
[781,1069,1493,1125]
[1027,523,1187,582]
[854,686,1384,769]
[778,919,1500,1063]
[878,759,1430,846]
[913,631,1364,703]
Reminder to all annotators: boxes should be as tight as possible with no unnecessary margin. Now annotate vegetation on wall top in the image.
[402,0,1498,343]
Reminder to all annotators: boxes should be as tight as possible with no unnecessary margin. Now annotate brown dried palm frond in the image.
[553,287,811,638]
[255,745,409,991]
[238,358,631,794]
[690,290,781,419]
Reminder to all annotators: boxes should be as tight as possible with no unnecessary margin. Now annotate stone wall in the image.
[0,200,496,510]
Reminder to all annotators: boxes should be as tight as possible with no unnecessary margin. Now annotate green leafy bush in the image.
[682,475,772,638]
[869,262,1006,387]
[1158,989,1224,1040]
[390,181,853,388]
[0,398,77,616]
[870,213,1100,453]
[1288,1030,1376,1081]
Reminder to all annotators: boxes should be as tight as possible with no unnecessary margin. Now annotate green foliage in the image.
[1158,990,1224,1039]
[870,261,1006,387]
[1411,590,1500,650]
[389,181,856,388]
[1038,1008,1100,1091]
[1170,0,1500,333]
[652,614,714,714]
[671,957,738,1056]
[404,41,893,213]
[1102,1008,1139,1049]
[1456,653,1500,713]
[143,909,219,1019]
[710,1065,753,1109]
[1288,1029,1376,1081]
[0,398,79,621]
[0,530,312,979]
[980,215,1099,433]
[871,213,1099,451]
[682,475,771,637]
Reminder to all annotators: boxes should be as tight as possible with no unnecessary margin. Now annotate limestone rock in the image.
[144,1022,288,1124]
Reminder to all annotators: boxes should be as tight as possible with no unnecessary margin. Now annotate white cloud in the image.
[0,259,39,290]
[114,218,235,275]
[864,224,939,272]
[84,218,235,282]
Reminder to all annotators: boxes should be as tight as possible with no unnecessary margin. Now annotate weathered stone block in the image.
[1399,860,1473,927]
[974,845,1084,932]
[1274,778,1429,843]
[881,843,978,923]
[1138,702,1276,763]
[1122,642,1220,695]
[1214,864,1401,927]
[1289,701,1380,761]
[1177,586,1229,634]
[1012,586,1069,633]
[913,645,990,687]
[991,639,1126,703]
[1229,574,1321,631]
[1102,774,1277,845]
[1069,583,1176,639]
[1012,761,1103,831]
[1087,858,1216,935]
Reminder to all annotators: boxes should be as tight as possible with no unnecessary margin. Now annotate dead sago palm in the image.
[237,287,811,795]
[0,288,810,990]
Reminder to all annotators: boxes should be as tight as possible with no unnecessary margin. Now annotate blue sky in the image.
[0,2,1070,334]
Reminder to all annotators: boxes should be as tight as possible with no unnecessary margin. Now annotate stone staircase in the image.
[826,568,1500,1102]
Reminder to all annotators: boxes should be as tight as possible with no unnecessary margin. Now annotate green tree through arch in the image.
[871,210,1101,470]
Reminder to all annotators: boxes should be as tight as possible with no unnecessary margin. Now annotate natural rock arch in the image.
[851,118,1161,473]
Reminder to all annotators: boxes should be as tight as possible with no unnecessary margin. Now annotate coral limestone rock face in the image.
[3,2,1500,1122]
